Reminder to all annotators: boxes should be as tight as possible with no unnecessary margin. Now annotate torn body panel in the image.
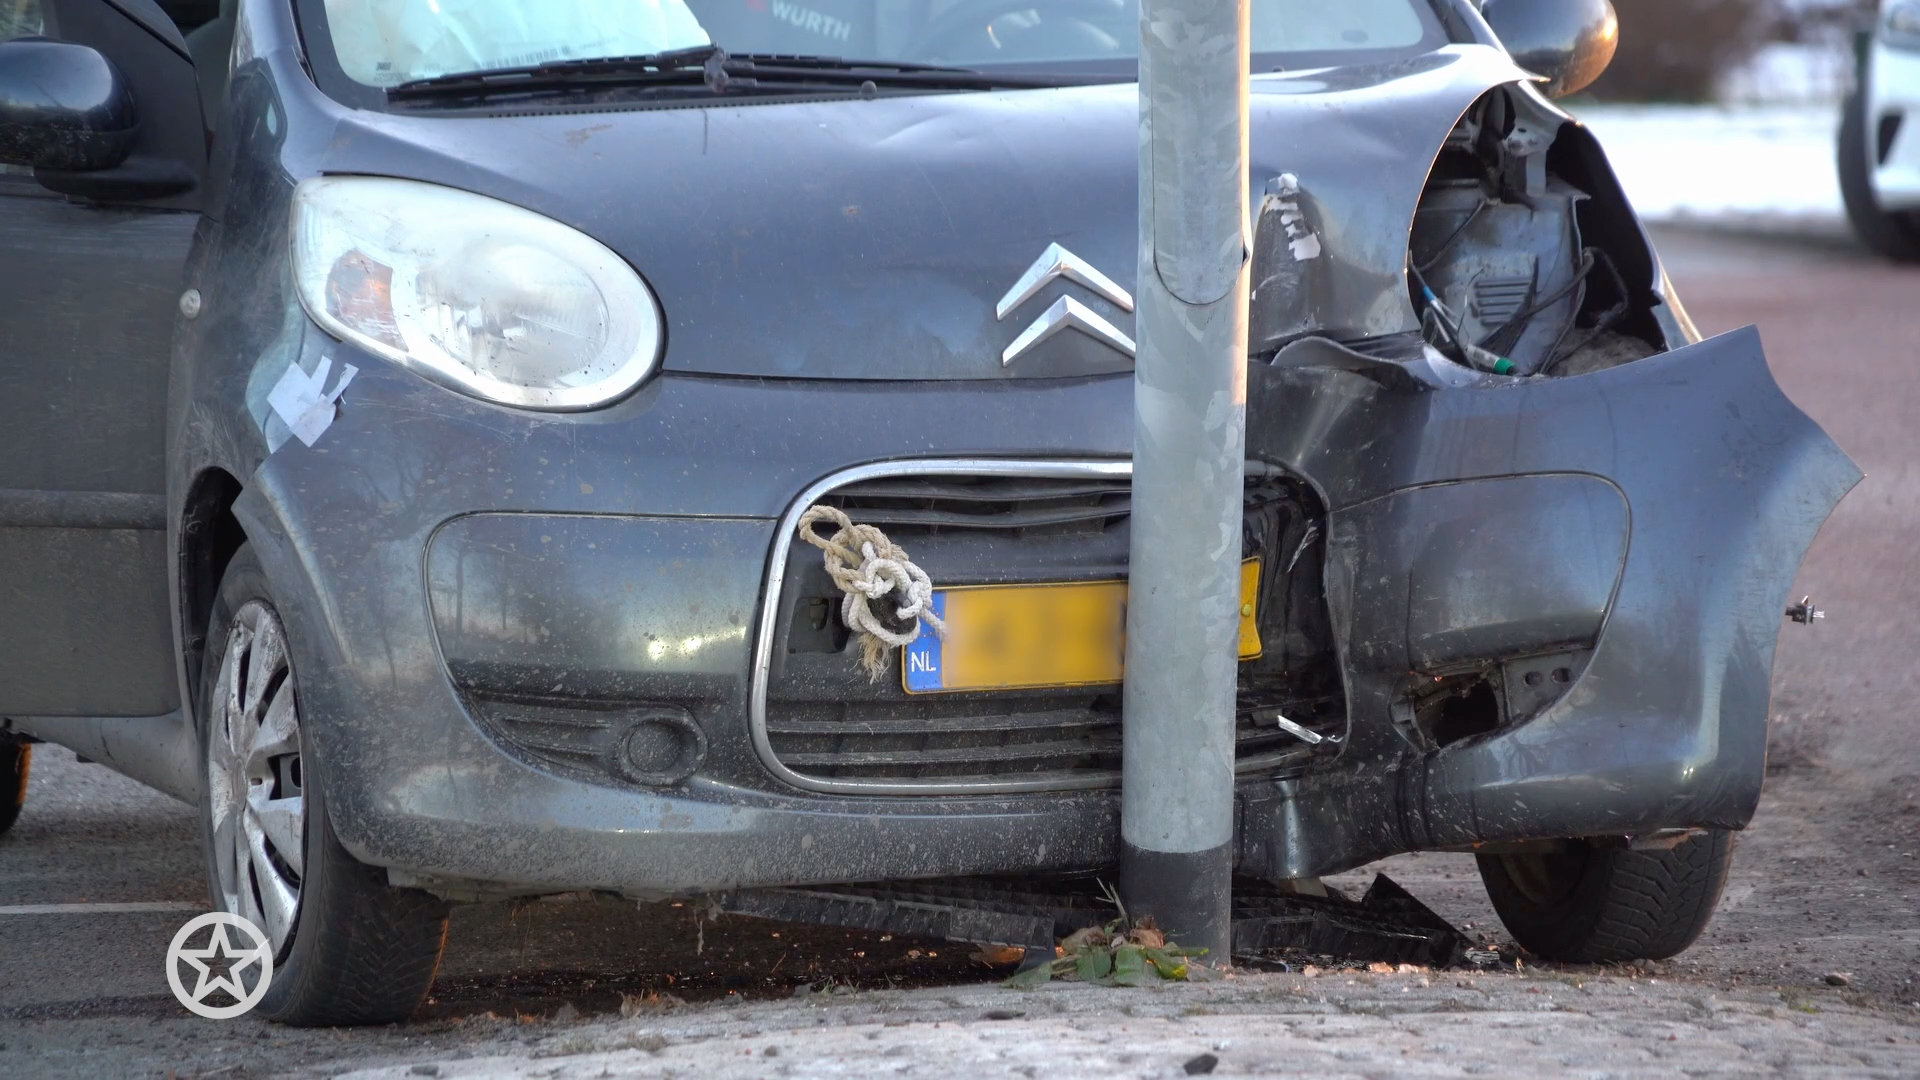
[1256,80,1683,379]
[1240,326,1859,878]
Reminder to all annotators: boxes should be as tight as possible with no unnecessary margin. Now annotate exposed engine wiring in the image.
[1476,246,1597,352]
[1542,272,1588,372]
[1543,247,1632,373]
[1416,244,1637,378]
[1413,199,1489,274]
[1407,261,1457,344]
[1409,260,1513,374]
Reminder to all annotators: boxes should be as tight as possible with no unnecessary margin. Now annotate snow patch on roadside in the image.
[1569,104,1844,229]
[324,974,1920,1079]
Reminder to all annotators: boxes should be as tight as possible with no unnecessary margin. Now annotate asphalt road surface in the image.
[2,226,1917,1077]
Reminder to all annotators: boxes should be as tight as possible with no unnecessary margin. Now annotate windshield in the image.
[320,0,1439,88]
[0,0,42,42]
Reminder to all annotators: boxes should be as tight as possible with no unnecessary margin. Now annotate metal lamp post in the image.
[1119,0,1252,961]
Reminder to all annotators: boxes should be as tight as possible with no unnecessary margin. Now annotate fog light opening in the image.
[611,709,708,786]
[1428,679,1501,748]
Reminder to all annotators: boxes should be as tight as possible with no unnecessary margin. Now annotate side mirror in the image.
[1480,0,1619,99]
[0,38,138,172]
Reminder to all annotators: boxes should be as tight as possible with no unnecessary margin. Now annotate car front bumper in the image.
[231,325,1856,896]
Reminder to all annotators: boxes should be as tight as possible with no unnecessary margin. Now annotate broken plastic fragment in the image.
[1265,175,1321,260]
[267,356,358,448]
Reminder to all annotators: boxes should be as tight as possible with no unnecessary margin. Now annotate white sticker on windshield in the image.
[323,0,712,87]
[267,356,358,448]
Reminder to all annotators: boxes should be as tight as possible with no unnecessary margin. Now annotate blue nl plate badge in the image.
[901,592,948,693]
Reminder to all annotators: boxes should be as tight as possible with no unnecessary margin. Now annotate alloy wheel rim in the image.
[206,599,305,954]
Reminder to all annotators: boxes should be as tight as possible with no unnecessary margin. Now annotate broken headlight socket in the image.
[1394,671,1503,750]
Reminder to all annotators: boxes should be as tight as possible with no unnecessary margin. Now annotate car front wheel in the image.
[199,542,449,1025]
[1476,830,1733,963]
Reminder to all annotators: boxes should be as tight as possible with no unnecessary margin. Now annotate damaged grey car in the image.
[0,0,1858,1024]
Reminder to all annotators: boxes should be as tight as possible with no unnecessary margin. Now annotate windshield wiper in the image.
[716,53,1111,91]
[389,45,722,102]
[388,46,1109,104]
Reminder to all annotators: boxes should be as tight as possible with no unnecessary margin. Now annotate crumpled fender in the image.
[1239,325,1860,878]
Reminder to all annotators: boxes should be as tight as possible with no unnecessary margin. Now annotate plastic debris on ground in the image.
[718,872,1486,977]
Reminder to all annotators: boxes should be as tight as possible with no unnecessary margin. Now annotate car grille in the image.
[822,474,1132,533]
[761,468,1343,792]
[764,700,1333,785]
[766,699,1121,783]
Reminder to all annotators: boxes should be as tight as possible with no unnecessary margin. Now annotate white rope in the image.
[796,505,946,680]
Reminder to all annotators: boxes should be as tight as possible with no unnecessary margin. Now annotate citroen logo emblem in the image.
[995,243,1136,366]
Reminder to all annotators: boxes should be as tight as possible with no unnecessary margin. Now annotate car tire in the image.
[1839,90,1920,262]
[0,737,28,836]
[1476,830,1733,963]
[198,542,449,1026]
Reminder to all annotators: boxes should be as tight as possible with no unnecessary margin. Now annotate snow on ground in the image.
[1567,103,1845,229]
[1719,42,1854,106]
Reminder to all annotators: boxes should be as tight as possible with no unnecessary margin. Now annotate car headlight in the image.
[1888,0,1920,50]
[290,176,663,411]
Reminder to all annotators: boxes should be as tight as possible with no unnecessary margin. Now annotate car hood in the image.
[311,46,1534,380]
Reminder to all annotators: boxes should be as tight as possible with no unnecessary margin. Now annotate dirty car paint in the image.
[59,0,1852,899]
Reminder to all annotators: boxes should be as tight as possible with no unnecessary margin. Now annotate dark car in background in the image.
[0,0,1856,1024]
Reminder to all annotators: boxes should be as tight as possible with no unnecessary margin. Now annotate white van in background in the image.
[1842,0,1920,259]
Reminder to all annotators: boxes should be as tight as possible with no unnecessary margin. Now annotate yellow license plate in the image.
[901,559,1262,693]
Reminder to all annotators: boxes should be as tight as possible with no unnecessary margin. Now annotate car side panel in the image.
[0,185,189,716]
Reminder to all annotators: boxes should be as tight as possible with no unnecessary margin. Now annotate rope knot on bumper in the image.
[796,505,946,681]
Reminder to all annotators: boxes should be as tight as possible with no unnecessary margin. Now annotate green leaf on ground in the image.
[1110,944,1159,986]
[1145,947,1189,979]
[1004,911,1207,988]
[1004,961,1054,988]
[1076,947,1115,983]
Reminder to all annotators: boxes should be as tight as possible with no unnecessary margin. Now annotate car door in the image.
[0,0,206,718]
